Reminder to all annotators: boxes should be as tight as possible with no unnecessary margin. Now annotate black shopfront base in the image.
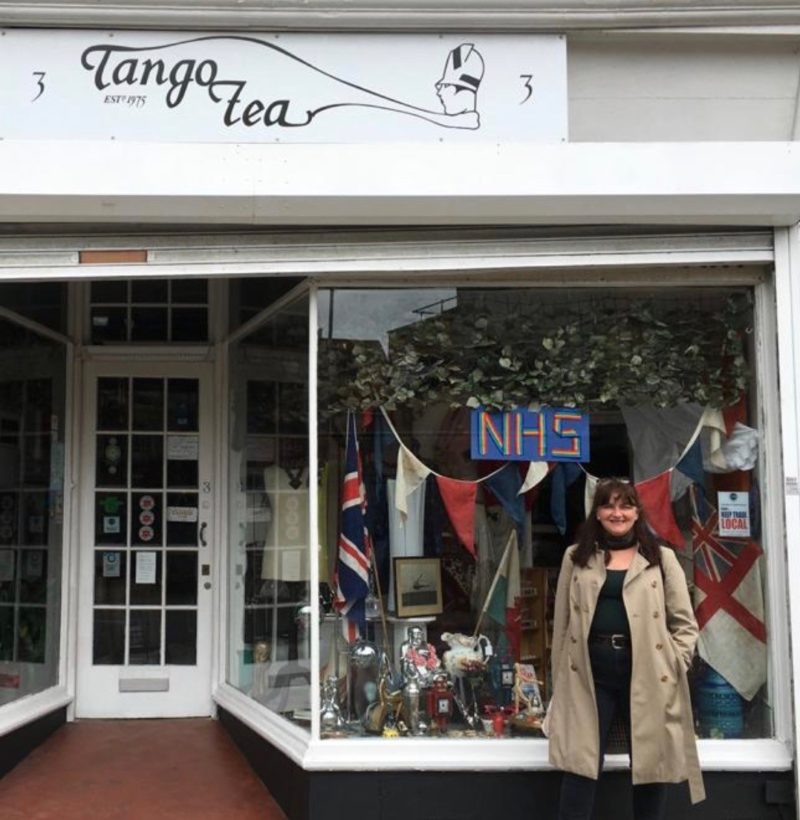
[0,705,65,779]
[218,708,796,820]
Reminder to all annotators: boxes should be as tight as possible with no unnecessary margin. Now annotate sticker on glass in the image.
[102,551,121,577]
[167,435,198,461]
[139,495,155,511]
[0,549,13,582]
[103,515,120,534]
[167,506,198,523]
[139,511,155,526]
[138,525,155,542]
[135,551,157,584]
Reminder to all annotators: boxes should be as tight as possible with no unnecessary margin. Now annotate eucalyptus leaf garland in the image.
[319,292,752,413]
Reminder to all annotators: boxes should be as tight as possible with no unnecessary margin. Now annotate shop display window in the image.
[227,294,311,728]
[315,286,771,741]
[0,319,66,706]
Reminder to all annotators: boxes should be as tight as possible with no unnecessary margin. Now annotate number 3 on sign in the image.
[31,71,45,102]
[519,74,533,104]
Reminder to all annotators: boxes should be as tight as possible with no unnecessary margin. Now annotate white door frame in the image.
[75,358,215,718]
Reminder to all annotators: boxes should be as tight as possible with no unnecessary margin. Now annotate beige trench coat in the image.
[547,545,705,804]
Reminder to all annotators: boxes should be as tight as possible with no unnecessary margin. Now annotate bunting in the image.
[435,475,478,557]
[634,469,686,549]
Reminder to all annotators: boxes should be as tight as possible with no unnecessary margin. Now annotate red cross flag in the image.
[690,488,767,700]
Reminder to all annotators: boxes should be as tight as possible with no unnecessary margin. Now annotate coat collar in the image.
[588,545,650,586]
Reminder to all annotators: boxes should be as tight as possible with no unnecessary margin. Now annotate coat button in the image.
[573,604,580,612]
[653,611,659,618]
[651,580,657,588]
[571,664,578,671]
[656,643,663,650]
[660,675,668,682]
[570,636,577,644]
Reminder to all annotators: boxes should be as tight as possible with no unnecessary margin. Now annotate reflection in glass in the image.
[165,610,197,665]
[0,493,18,545]
[0,315,66,701]
[17,607,45,662]
[132,379,164,431]
[131,435,163,487]
[166,551,197,605]
[19,550,47,604]
[94,551,127,605]
[22,492,49,546]
[130,551,162,605]
[129,610,161,664]
[227,293,310,729]
[93,609,125,664]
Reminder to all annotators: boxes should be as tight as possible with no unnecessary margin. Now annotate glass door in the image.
[75,362,213,717]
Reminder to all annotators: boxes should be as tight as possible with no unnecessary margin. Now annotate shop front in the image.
[0,4,800,819]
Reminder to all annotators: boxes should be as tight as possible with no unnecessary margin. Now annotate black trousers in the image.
[557,642,668,820]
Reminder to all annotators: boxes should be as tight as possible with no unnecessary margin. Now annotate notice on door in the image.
[135,551,157,584]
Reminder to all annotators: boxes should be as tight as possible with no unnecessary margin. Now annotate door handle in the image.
[199,522,207,547]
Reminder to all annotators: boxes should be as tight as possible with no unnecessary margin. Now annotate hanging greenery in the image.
[318,292,752,413]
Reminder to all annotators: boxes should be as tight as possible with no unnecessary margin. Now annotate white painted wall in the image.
[569,35,800,142]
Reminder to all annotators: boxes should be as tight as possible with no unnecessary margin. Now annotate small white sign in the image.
[136,551,157,584]
[167,506,198,523]
[167,435,199,461]
[103,515,121,534]
[718,491,750,538]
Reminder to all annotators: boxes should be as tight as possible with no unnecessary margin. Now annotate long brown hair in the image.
[571,478,664,569]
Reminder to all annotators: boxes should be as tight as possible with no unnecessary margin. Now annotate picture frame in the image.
[393,557,443,618]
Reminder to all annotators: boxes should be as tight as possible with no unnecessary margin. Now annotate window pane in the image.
[131,307,168,342]
[94,551,127,605]
[132,379,164,431]
[131,492,162,547]
[97,378,128,430]
[166,551,197,606]
[132,279,168,304]
[172,308,208,342]
[129,610,161,665]
[167,380,199,432]
[171,279,208,304]
[130,551,162,605]
[131,435,163,487]
[96,435,128,488]
[93,609,125,665]
[95,492,127,546]
[165,610,196,665]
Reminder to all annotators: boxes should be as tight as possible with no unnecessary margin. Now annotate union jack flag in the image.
[333,412,372,642]
[690,488,767,700]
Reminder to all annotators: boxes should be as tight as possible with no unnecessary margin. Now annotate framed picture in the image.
[393,557,443,618]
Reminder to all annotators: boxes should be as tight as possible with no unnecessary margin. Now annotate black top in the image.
[590,569,630,636]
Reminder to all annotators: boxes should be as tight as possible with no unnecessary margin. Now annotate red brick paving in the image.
[0,718,287,819]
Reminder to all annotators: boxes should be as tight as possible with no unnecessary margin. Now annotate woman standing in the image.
[548,479,705,819]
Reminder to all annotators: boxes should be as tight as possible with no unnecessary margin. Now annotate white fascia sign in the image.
[0,30,567,144]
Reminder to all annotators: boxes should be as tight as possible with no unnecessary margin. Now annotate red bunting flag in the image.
[435,475,477,557]
[634,469,685,549]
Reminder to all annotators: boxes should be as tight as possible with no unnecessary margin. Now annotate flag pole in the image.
[473,530,516,638]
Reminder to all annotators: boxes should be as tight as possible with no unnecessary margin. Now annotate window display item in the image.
[426,671,454,734]
[511,662,545,734]
[400,625,440,688]
[441,631,493,728]
[320,675,347,735]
